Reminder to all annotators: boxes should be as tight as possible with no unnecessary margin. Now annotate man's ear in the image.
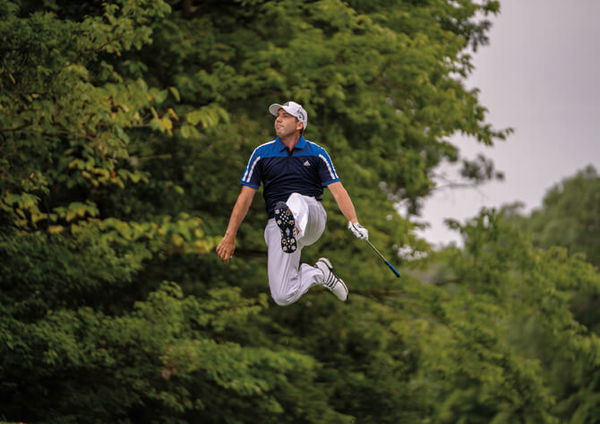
[296,121,304,131]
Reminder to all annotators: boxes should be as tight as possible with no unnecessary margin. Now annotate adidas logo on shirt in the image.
[303,160,311,167]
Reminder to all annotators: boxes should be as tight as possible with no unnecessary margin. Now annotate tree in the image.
[513,165,600,269]
[503,166,600,338]
[431,208,600,423]
[5,0,572,423]
[0,1,317,422]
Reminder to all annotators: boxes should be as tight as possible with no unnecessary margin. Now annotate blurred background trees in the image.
[1,0,598,423]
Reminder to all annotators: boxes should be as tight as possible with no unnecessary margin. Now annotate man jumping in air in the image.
[216,101,368,305]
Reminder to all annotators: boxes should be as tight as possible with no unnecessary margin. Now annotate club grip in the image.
[385,260,401,278]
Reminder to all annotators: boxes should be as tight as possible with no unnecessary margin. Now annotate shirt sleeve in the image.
[317,147,340,186]
[240,148,262,189]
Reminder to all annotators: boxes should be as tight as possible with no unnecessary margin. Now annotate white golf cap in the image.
[268,101,308,129]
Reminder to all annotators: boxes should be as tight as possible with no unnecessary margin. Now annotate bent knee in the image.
[271,291,296,306]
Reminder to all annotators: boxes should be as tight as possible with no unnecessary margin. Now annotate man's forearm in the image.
[328,181,358,223]
[217,186,256,262]
[224,186,256,237]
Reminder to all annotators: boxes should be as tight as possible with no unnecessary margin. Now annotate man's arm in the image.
[216,185,257,261]
[327,181,358,223]
[328,181,369,240]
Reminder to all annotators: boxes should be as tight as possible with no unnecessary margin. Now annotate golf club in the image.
[366,239,401,278]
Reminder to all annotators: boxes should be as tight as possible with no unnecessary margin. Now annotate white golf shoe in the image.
[315,258,348,302]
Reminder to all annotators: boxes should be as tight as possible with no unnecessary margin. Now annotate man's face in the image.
[274,109,303,138]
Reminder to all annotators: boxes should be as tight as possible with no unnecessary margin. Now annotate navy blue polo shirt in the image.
[240,136,340,218]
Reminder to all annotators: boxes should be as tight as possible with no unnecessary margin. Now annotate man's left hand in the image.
[348,221,369,240]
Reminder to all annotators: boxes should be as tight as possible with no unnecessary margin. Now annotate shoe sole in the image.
[274,202,297,254]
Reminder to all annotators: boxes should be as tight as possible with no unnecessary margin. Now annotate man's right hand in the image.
[216,235,236,262]
[217,186,256,262]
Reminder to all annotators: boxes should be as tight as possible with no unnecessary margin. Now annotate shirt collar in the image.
[277,136,307,152]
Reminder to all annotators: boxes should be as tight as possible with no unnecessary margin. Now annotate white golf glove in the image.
[348,221,369,240]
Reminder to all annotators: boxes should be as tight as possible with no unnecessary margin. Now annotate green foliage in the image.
[435,208,600,423]
[3,0,598,423]
[512,165,600,268]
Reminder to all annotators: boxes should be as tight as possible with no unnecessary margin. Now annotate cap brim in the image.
[268,103,284,116]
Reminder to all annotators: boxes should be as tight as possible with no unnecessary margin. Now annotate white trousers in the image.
[263,193,327,306]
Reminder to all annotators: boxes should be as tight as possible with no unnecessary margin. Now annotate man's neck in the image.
[280,133,301,151]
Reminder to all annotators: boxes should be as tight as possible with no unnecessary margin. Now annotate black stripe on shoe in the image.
[315,258,348,301]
